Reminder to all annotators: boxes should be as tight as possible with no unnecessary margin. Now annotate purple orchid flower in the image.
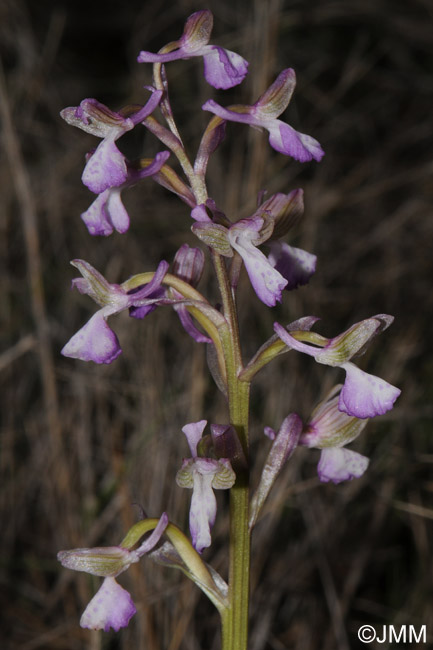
[61,259,169,364]
[137,10,248,90]
[228,216,288,307]
[191,191,316,307]
[60,90,162,193]
[176,420,236,553]
[274,315,401,418]
[81,151,170,235]
[301,386,370,483]
[58,514,168,631]
[202,69,324,162]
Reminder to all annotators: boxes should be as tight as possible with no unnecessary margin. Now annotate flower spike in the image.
[137,10,248,89]
[202,69,324,162]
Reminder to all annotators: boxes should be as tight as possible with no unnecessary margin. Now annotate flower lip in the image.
[228,217,288,307]
[177,420,236,552]
[80,577,136,632]
[317,447,369,484]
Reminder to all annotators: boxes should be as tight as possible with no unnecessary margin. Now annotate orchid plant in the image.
[58,10,400,649]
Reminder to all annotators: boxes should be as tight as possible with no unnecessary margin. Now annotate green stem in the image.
[212,250,251,650]
[225,382,250,650]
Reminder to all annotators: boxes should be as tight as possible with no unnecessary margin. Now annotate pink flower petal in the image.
[317,447,369,484]
[339,362,401,419]
[82,139,128,194]
[80,188,130,236]
[202,46,248,89]
[190,465,218,553]
[267,121,324,162]
[229,222,287,306]
[80,577,136,632]
[61,310,121,364]
[181,420,207,457]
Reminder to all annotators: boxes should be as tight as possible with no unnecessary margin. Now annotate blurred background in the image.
[1,0,433,648]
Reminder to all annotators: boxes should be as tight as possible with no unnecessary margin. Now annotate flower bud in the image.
[172,245,205,288]
[210,424,247,472]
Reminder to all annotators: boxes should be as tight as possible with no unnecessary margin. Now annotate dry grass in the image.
[1,0,433,648]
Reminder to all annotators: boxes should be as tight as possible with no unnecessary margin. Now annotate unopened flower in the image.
[57,513,168,631]
[61,90,162,193]
[274,315,401,418]
[301,386,369,483]
[61,259,169,363]
[202,69,324,162]
[137,10,248,89]
[171,244,211,343]
[176,420,236,553]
